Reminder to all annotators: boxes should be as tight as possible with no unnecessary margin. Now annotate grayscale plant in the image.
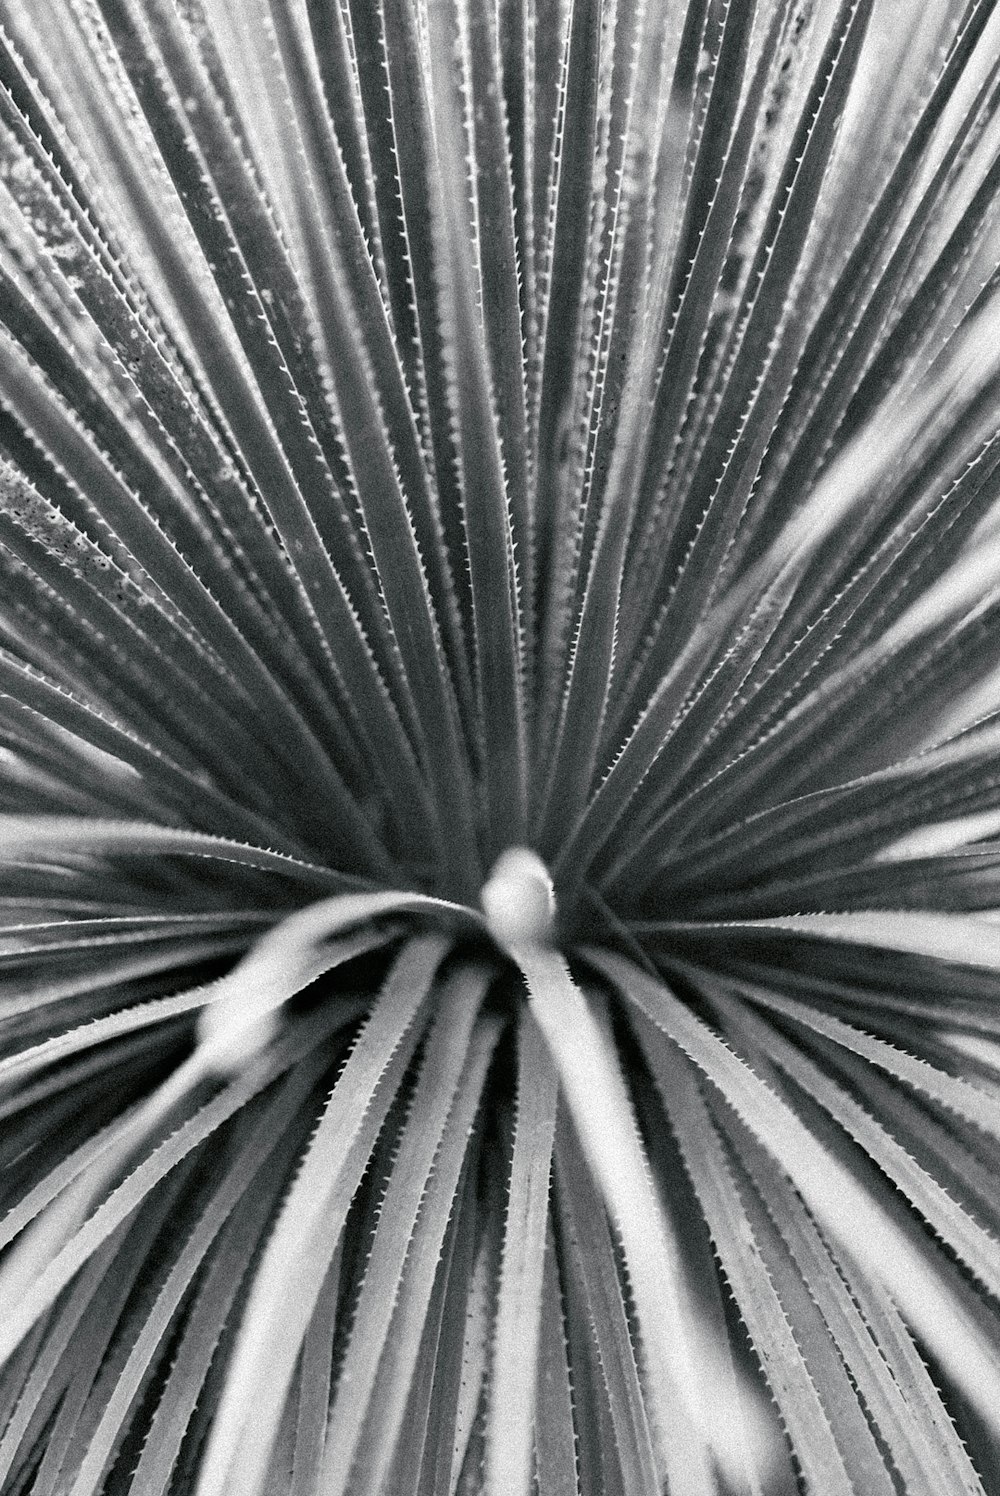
[4,0,1000,1492]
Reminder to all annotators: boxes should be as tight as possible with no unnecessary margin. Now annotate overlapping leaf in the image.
[3,1,1000,1492]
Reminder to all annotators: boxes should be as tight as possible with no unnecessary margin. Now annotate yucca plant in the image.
[6,0,1000,1491]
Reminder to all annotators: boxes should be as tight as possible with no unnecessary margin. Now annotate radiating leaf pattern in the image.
[2,0,1000,1491]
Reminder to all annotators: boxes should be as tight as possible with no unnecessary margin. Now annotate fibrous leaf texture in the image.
[2,0,1000,1492]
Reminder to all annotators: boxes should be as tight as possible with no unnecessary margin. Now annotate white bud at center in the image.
[480,846,556,947]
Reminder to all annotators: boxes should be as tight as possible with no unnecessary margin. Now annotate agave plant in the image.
[6,0,1000,1491]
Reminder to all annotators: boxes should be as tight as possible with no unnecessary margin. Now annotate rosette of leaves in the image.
[4,0,1000,1492]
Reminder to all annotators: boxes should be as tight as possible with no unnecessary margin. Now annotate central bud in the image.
[480,847,556,948]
